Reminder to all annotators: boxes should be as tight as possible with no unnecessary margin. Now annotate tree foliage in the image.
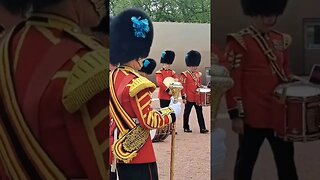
[110,0,210,23]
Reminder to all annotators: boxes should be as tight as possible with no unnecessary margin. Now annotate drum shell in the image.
[274,84,320,142]
[196,88,211,106]
[150,124,172,142]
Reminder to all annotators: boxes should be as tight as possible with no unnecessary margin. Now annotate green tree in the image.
[110,0,210,23]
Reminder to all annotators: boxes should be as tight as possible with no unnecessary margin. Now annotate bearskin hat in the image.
[241,0,288,16]
[110,8,154,65]
[139,58,156,75]
[0,0,31,14]
[160,50,175,64]
[185,50,201,67]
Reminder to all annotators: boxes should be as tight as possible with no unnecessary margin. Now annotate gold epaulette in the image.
[271,30,292,50]
[62,48,109,113]
[155,70,162,74]
[172,70,176,75]
[198,72,202,77]
[129,76,156,97]
[227,28,250,50]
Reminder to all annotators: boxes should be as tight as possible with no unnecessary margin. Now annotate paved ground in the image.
[152,100,211,180]
[114,86,320,180]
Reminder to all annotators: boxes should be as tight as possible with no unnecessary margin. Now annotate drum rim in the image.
[275,84,320,98]
[196,87,211,93]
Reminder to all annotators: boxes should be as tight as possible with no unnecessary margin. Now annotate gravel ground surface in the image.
[114,87,320,180]
[151,89,211,180]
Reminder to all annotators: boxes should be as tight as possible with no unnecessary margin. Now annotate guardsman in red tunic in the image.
[180,50,209,133]
[109,58,156,180]
[155,50,179,108]
[109,8,181,180]
[222,0,298,179]
[0,0,109,179]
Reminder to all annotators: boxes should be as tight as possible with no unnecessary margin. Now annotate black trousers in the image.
[234,126,298,180]
[183,101,206,130]
[109,169,117,180]
[160,99,170,108]
[117,162,158,180]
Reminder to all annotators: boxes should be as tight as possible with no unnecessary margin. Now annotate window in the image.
[305,21,320,49]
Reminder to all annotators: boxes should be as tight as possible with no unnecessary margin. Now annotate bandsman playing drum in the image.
[222,0,298,179]
[180,50,209,134]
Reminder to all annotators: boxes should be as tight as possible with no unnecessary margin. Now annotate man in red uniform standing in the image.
[223,0,298,179]
[0,0,109,179]
[109,57,157,180]
[110,8,181,180]
[181,50,209,134]
[156,50,179,108]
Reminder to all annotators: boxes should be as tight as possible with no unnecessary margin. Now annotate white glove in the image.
[170,96,175,104]
[169,102,181,117]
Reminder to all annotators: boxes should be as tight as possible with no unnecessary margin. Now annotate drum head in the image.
[197,88,211,93]
[276,84,320,97]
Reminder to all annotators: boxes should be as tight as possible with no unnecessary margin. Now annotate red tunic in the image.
[223,26,293,132]
[110,66,175,164]
[180,70,202,102]
[155,68,179,100]
[1,13,108,179]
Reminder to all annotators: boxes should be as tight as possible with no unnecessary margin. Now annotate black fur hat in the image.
[185,50,201,67]
[139,58,156,75]
[160,50,175,64]
[0,0,31,14]
[110,8,153,65]
[241,0,288,16]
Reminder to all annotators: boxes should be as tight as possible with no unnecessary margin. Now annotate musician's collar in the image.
[162,67,171,71]
[119,65,138,73]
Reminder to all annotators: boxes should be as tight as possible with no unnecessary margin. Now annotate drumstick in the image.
[170,122,176,180]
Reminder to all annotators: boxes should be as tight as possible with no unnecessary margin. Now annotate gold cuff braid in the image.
[113,126,149,163]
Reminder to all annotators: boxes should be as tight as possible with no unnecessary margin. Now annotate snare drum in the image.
[274,83,320,142]
[196,87,211,106]
[150,124,171,142]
